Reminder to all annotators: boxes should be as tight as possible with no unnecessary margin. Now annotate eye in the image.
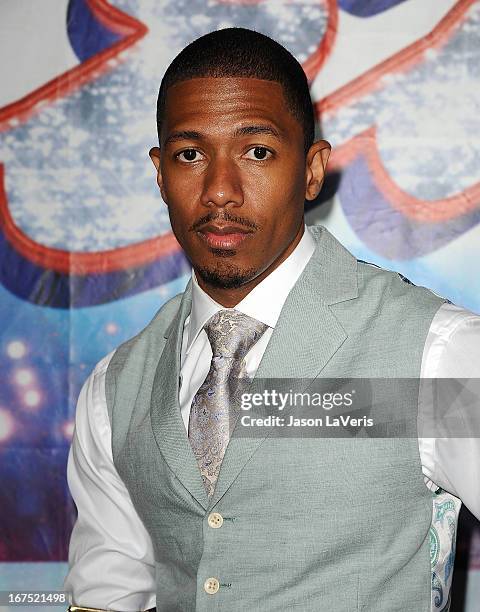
[176,149,204,163]
[244,146,272,161]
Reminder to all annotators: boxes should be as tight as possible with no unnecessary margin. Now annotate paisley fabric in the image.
[430,489,462,612]
[188,310,268,497]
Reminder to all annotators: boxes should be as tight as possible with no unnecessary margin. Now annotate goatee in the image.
[196,263,258,289]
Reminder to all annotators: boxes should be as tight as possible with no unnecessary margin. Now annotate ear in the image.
[304,139,331,201]
[149,146,167,203]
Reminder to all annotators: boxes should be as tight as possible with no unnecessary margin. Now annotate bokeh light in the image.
[62,420,75,440]
[105,322,119,335]
[6,340,27,359]
[0,408,15,442]
[23,390,41,408]
[14,368,34,386]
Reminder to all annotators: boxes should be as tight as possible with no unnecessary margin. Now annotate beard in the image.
[195,258,258,289]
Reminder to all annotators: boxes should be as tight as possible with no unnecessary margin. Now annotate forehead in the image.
[162,77,301,139]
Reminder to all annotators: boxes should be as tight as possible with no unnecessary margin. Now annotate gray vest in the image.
[105,225,445,611]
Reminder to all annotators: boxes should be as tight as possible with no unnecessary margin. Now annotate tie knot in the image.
[204,310,268,359]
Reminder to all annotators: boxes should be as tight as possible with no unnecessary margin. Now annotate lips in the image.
[196,223,253,249]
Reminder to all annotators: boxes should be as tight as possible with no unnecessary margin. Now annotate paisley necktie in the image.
[188,309,268,497]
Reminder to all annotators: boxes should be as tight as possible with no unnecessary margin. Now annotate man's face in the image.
[150,76,329,300]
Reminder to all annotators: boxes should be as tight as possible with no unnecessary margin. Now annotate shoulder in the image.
[108,291,184,371]
[356,258,447,308]
[356,258,425,291]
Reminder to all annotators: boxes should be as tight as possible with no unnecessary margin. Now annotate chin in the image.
[196,262,258,289]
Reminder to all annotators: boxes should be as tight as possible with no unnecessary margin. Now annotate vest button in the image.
[207,512,224,528]
[204,577,220,594]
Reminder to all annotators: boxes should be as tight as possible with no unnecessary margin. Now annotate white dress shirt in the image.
[64,225,480,611]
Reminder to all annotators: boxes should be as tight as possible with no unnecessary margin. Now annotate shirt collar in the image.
[186,224,316,354]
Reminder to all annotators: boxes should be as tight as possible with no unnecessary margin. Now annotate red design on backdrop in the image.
[323,0,480,223]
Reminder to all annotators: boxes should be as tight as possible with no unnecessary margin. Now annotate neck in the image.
[195,223,304,307]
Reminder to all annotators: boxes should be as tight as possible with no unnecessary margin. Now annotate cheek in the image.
[163,177,192,205]
[241,173,273,209]
[162,162,201,199]
[244,167,304,222]
[248,154,305,196]
[163,177,201,223]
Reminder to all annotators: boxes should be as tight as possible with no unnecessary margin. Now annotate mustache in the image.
[189,212,259,232]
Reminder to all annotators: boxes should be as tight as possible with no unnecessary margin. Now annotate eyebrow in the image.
[233,125,282,139]
[163,124,283,147]
[164,130,203,146]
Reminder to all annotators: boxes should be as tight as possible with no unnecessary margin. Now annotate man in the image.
[64,28,480,612]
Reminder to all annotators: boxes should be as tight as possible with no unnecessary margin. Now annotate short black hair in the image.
[156,27,315,154]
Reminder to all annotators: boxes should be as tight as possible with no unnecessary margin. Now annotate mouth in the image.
[196,223,254,249]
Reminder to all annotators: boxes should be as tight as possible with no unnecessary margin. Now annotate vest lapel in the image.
[150,280,210,510]
[209,226,359,508]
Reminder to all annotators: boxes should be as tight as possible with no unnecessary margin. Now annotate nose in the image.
[200,155,244,208]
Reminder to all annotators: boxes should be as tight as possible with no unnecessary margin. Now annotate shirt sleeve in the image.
[419,303,480,521]
[63,352,156,611]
